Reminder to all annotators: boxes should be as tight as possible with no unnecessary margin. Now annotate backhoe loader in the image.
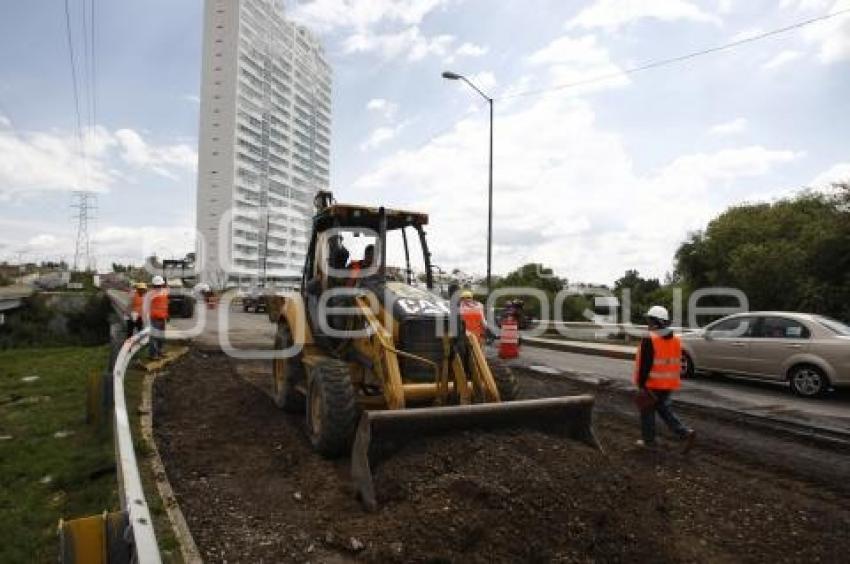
[268,191,599,510]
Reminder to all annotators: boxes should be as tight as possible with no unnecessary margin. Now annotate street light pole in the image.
[441,70,494,294]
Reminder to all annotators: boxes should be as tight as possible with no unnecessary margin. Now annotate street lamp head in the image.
[441,70,462,80]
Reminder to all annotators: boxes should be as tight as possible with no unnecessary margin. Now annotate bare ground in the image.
[153,349,850,563]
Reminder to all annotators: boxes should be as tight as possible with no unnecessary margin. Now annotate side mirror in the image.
[702,332,712,341]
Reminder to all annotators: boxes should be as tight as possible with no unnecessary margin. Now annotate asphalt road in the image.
[516,344,850,434]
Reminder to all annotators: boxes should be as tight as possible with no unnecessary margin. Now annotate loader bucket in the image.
[351,395,601,511]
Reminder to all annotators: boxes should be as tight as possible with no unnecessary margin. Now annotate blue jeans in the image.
[149,318,166,358]
[641,390,689,443]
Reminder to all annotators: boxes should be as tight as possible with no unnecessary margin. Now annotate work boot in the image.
[681,429,696,454]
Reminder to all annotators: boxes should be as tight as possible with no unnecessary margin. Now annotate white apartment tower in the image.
[196,0,331,287]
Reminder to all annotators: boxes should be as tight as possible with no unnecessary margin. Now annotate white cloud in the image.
[291,0,457,62]
[360,127,398,151]
[343,26,455,61]
[780,0,832,10]
[0,126,115,199]
[289,0,450,32]
[802,1,850,64]
[466,71,497,93]
[0,123,196,200]
[181,94,201,104]
[526,34,629,94]
[761,49,803,70]
[0,217,196,268]
[567,0,721,31]
[0,115,11,129]
[360,120,411,151]
[729,27,764,42]
[809,161,850,188]
[455,42,488,57]
[351,94,798,283]
[709,117,748,135]
[114,129,197,178]
[366,98,399,119]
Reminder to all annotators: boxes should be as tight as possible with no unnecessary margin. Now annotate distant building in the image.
[196,0,332,288]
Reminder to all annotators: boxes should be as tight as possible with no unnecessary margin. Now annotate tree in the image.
[493,263,564,320]
[613,269,664,323]
[674,187,850,320]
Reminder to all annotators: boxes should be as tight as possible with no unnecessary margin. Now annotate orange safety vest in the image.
[460,300,485,341]
[131,292,144,315]
[634,332,682,391]
[148,288,170,321]
[347,261,361,287]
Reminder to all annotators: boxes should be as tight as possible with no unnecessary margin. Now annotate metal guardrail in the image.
[112,328,162,564]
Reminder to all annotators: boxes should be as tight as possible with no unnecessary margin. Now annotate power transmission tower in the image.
[71,191,97,271]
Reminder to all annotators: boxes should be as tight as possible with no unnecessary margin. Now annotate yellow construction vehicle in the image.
[268,191,599,509]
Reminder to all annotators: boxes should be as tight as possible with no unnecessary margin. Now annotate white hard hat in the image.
[646,305,669,322]
[152,275,165,286]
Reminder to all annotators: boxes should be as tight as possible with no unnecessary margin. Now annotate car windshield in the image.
[814,316,850,336]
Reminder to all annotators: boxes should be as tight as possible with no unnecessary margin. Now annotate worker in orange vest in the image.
[459,289,486,344]
[347,244,375,287]
[634,305,695,452]
[146,275,169,359]
[126,282,147,337]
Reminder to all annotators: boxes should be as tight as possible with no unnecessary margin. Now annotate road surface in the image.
[516,344,850,434]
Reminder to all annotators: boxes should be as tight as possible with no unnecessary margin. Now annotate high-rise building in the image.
[196,0,331,288]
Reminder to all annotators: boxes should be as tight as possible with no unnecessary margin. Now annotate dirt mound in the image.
[153,349,850,563]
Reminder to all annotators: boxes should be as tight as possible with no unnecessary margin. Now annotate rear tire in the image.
[489,359,521,401]
[306,359,359,457]
[272,322,306,412]
[681,352,696,379]
[788,364,829,397]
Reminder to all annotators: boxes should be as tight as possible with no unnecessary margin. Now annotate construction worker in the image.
[126,282,147,337]
[347,244,375,287]
[459,289,486,343]
[634,305,695,451]
[146,275,169,359]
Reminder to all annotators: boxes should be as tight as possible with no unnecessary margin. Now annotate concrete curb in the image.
[139,360,203,563]
[524,337,636,360]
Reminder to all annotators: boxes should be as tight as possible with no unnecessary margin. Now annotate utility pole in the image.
[72,191,97,272]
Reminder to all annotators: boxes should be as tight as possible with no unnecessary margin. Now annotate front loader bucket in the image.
[351,395,601,511]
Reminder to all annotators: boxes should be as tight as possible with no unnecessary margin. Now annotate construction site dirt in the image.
[153,348,850,563]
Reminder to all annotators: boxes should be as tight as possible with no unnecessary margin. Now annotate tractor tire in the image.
[489,359,521,401]
[306,358,359,458]
[272,322,306,413]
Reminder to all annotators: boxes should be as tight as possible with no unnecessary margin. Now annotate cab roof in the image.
[313,203,429,231]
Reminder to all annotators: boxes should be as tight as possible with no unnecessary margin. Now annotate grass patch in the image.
[0,346,116,563]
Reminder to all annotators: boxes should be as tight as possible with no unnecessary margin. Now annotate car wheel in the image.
[788,364,829,397]
[681,352,696,379]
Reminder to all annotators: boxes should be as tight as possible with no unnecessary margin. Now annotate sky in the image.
[0,0,848,285]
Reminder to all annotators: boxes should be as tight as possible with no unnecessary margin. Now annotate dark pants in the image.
[126,317,143,338]
[641,390,689,443]
[149,318,166,358]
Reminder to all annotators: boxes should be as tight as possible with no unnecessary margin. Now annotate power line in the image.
[501,7,850,100]
[90,0,97,131]
[63,0,86,174]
